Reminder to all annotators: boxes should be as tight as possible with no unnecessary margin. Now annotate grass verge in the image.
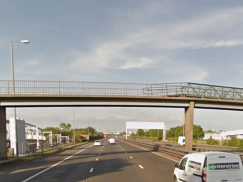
[0,141,89,169]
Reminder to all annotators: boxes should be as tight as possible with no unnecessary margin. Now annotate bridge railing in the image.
[1,80,243,100]
[0,80,187,97]
[185,83,243,100]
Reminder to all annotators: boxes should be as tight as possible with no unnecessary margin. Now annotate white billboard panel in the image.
[126,122,164,130]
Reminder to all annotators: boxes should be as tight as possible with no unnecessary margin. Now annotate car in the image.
[173,152,243,182]
[93,140,101,146]
[109,138,115,144]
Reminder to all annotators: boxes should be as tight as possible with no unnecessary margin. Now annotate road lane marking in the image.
[96,158,98,161]
[90,168,94,172]
[130,156,133,159]
[122,149,124,150]
[122,140,179,162]
[22,144,93,182]
[139,165,144,169]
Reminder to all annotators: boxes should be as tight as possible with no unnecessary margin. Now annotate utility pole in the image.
[73,108,75,144]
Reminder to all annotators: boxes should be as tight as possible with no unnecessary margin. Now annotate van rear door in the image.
[228,154,243,181]
[207,154,230,182]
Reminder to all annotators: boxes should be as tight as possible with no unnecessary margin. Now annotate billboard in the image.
[126,122,165,130]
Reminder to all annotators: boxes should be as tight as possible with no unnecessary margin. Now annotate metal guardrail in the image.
[0,80,243,101]
[123,139,243,160]
[123,139,192,159]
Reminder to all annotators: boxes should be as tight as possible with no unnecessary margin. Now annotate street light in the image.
[73,108,75,144]
[88,114,91,139]
[10,40,30,157]
[155,115,159,137]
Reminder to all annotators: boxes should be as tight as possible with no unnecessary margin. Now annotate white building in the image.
[204,129,243,142]
[203,133,221,140]
[7,118,47,154]
[9,118,26,155]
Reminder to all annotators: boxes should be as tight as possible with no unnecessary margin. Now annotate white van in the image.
[109,138,115,144]
[178,136,185,147]
[173,152,243,182]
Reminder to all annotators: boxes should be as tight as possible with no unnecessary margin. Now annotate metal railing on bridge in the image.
[0,80,243,101]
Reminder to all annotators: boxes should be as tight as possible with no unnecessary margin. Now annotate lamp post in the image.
[155,115,159,137]
[73,108,75,144]
[10,40,30,157]
[88,114,91,140]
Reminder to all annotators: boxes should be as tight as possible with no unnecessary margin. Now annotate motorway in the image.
[0,139,177,182]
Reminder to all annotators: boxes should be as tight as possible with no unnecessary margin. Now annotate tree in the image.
[167,124,204,140]
[43,127,61,134]
[137,129,145,136]
[193,125,204,139]
[60,122,72,131]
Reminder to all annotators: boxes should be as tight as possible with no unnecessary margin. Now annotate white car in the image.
[109,138,115,144]
[173,152,243,182]
[93,140,101,146]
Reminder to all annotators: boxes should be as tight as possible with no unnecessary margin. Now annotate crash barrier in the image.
[121,139,243,160]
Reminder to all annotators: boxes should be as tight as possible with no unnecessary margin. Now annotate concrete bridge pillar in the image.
[185,101,194,150]
[0,107,7,160]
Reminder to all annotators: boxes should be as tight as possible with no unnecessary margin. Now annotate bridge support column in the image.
[185,101,194,150]
[0,107,7,160]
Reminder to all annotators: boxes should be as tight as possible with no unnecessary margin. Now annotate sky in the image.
[1,0,243,132]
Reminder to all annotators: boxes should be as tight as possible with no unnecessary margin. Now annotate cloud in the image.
[66,6,243,77]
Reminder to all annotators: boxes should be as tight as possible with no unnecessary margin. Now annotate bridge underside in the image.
[1,96,243,110]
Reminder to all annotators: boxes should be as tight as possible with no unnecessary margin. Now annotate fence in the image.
[1,80,243,101]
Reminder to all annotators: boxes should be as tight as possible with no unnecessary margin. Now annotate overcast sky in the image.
[1,0,243,132]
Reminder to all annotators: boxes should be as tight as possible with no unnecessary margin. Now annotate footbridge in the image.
[1,80,243,159]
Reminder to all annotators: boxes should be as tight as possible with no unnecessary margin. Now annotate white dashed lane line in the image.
[130,156,133,159]
[96,158,98,161]
[22,144,93,182]
[90,168,94,172]
[139,165,144,169]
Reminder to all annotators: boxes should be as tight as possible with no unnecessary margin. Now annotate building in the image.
[204,129,243,142]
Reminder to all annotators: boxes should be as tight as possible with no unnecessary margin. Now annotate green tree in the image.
[60,122,72,131]
[193,125,204,139]
[43,127,61,134]
[167,124,204,140]
[206,137,219,145]
[137,129,145,136]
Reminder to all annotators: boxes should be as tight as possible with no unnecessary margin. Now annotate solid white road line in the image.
[96,158,98,161]
[122,140,179,162]
[139,165,144,169]
[90,168,94,172]
[130,156,133,159]
[22,144,93,182]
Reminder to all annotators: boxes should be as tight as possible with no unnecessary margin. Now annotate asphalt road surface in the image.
[0,139,177,182]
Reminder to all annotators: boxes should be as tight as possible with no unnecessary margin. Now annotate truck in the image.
[104,134,108,140]
[81,135,89,141]
[178,136,185,147]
